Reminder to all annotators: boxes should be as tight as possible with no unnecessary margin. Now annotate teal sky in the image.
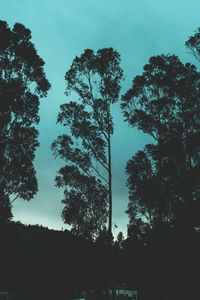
[1,0,200,236]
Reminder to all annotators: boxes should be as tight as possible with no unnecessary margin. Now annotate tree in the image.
[52,48,123,238]
[186,27,200,62]
[115,231,125,249]
[0,21,50,221]
[55,164,108,239]
[121,54,200,236]
[125,144,177,237]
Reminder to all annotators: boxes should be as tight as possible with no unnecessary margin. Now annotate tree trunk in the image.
[108,131,112,236]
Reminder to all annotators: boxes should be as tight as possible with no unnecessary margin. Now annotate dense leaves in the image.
[0,21,50,220]
[121,54,200,236]
[56,165,108,239]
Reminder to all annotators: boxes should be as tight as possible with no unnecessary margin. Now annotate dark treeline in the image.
[1,221,200,300]
[0,221,125,300]
[1,19,200,300]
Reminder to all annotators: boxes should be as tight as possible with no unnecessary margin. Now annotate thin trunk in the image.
[106,101,112,236]
[108,130,112,235]
[107,104,114,300]
[157,107,162,223]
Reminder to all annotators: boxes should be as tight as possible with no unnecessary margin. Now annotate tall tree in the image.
[121,54,200,235]
[52,48,123,238]
[0,21,50,220]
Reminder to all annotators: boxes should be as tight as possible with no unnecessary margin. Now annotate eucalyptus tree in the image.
[52,48,123,238]
[121,54,200,234]
[186,27,200,62]
[0,21,50,220]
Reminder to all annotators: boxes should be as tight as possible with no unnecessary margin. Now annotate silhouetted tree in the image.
[186,27,200,62]
[52,48,123,238]
[121,54,200,235]
[95,226,114,246]
[0,21,50,221]
[0,190,12,223]
[114,231,125,249]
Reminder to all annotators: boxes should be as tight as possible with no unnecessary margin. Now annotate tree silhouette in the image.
[52,48,123,238]
[186,27,200,62]
[121,54,200,235]
[115,231,125,249]
[0,21,50,221]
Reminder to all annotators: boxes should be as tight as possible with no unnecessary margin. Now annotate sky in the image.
[1,0,200,237]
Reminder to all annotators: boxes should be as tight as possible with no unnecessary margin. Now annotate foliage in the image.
[115,231,125,249]
[56,165,108,239]
[95,226,114,246]
[121,54,200,236]
[0,20,50,220]
[0,190,12,223]
[52,48,123,238]
[186,27,200,62]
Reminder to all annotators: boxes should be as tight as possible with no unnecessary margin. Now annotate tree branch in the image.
[88,72,109,142]
[10,195,18,204]
[90,163,109,184]
[85,135,109,171]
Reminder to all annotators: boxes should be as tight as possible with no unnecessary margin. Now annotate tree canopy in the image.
[121,54,200,237]
[0,20,50,220]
